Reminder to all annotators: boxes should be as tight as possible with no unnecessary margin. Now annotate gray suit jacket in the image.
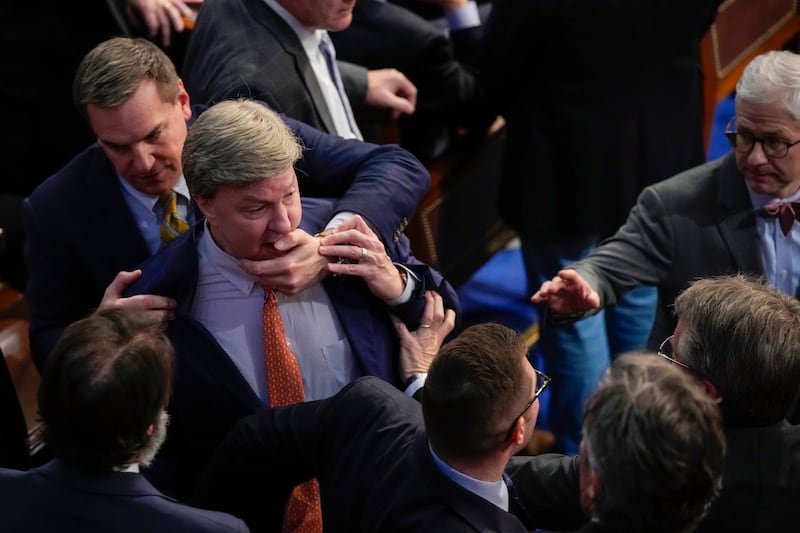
[567,153,763,347]
[182,0,368,135]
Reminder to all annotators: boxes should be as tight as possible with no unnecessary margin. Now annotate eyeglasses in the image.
[724,117,800,159]
[657,335,692,371]
[505,368,551,440]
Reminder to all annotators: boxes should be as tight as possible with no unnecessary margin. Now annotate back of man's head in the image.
[581,353,724,533]
[73,37,179,120]
[182,98,303,199]
[674,275,800,425]
[422,322,529,460]
[38,308,174,471]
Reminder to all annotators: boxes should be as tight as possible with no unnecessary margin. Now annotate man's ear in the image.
[580,465,600,517]
[701,378,720,399]
[509,416,527,448]
[193,194,213,220]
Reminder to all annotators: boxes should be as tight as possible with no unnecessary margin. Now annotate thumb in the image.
[108,269,143,295]
[390,314,411,340]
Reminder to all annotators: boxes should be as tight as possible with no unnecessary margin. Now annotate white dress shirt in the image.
[264,0,363,140]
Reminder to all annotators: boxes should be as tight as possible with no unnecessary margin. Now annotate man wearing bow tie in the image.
[533,49,800,424]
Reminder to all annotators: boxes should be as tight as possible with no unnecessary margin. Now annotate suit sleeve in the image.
[505,454,587,531]
[22,197,94,370]
[284,113,430,259]
[571,184,676,309]
[194,394,333,532]
[387,235,461,334]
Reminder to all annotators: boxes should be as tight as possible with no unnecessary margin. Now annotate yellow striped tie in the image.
[157,190,190,247]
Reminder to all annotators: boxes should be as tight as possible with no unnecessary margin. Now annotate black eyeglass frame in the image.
[505,368,551,440]
[724,116,800,159]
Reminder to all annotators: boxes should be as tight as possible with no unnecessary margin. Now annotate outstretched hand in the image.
[530,269,600,314]
[392,291,456,381]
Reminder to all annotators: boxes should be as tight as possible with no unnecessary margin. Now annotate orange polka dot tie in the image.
[263,290,323,533]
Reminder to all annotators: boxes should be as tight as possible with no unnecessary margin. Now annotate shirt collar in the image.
[199,222,260,296]
[746,181,800,210]
[117,174,191,211]
[263,0,326,56]
[428,442,509,511]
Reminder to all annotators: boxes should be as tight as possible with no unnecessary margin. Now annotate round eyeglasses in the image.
[724,117,800,159]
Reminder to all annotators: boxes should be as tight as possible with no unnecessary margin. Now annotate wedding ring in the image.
[419,323,432,329]
[360,247,367,260]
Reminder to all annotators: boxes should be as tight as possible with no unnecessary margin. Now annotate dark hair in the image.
[73,37,179,122]
[38,308,175,470]
[673,275,800,424]
[423,323,529,459]
[583,353,724,533]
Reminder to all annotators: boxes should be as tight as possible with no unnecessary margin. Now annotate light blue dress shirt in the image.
[118,176,193,255]
[429,443,509,511]
[747,184,800,297]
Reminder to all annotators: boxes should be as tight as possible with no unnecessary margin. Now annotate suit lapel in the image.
[252,0,338,134]
[82,149,151,275]
[715,154,764,276]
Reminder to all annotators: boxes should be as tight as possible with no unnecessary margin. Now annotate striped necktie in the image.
[263,290,323,532]
[156,190,190,247]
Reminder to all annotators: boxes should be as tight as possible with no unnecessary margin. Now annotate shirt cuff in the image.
[445,1,480,31]
[385,263,419,306]
[324,211,356,231]
[404,373,427,397]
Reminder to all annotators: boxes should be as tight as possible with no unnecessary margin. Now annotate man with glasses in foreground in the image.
[663,275,800,532]
[194,323,575,532]
[533,49,800,422]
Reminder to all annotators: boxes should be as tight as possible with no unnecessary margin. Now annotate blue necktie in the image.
[318,34,361,138]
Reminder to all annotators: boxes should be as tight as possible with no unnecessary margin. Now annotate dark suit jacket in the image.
[0,459,247,532]
[183,0,368,134]
[566,153,763,348]
[124,224,458,499]
[696,421,800,532]
[331,0,494,159]
[23,103,427,370]
[196,376,576,533]
[483,0,722,237]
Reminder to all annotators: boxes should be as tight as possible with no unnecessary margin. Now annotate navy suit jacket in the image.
[23,103,427,370]
[183,0,369,134]
[0,459,248,532]
[124,223,458,499]
[196,376,548,533]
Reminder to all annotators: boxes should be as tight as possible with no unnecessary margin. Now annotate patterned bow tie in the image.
[760,202,800,236]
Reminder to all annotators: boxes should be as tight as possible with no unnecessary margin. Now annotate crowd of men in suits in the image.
[2,0,800,531]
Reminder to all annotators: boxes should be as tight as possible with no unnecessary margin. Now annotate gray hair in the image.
[582,353,724,533]
[736,50,800,124]
[673,275,800,425]
[182,99,303,198]
[73,37,179,121]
